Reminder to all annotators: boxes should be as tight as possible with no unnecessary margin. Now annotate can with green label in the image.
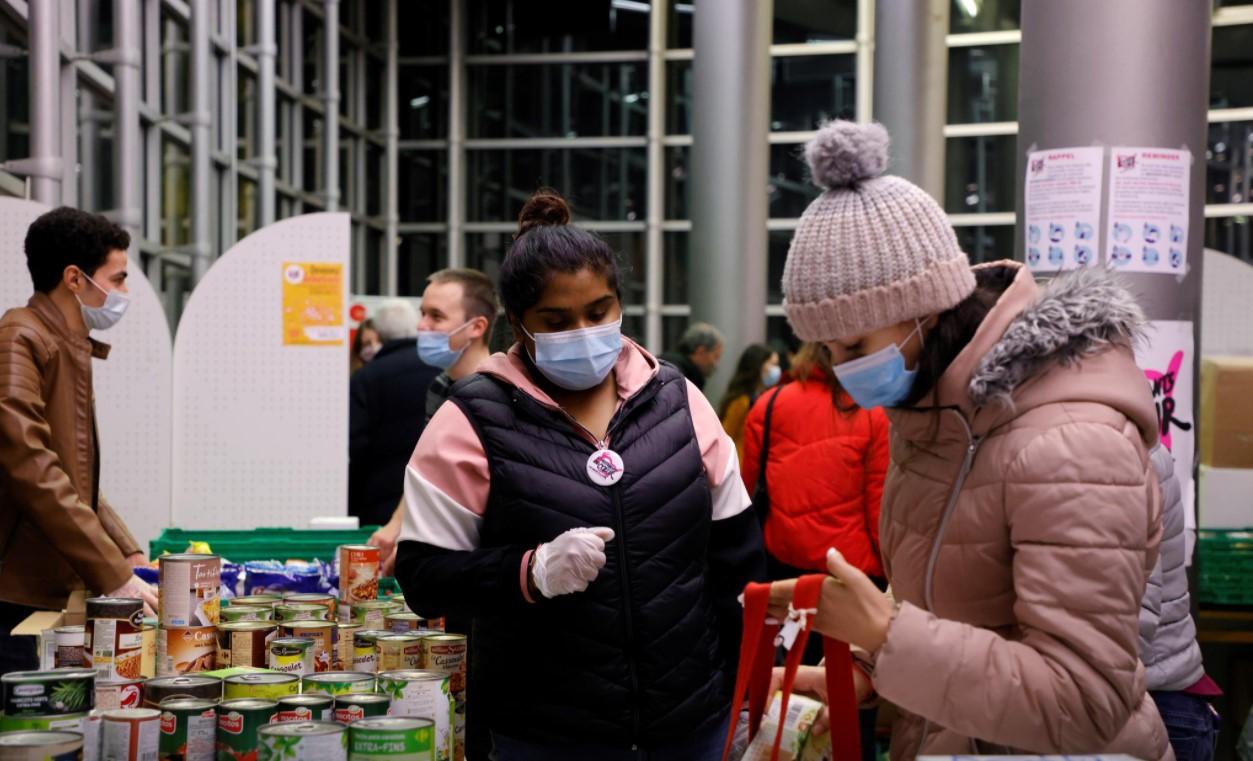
[215,698,277,761]
[269,638,315,677]
[377,671,452,761]
[351,631,390,674]
[332,693,390,725]
[259,721,347,761]
[223,673,300,701]
[276,694,334,723]
[1,670,95,717]
[348,717,433,761]
[158,697,218,761]
[275,604,330,623]
[300,672,375,697]
[219,606,273,624]
[0,712,90,733]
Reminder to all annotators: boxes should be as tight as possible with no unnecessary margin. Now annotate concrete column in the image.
[689,0,772,398]
[189,0,213,281]
[113,0,144,237]
[1017,0,1210,528]
[257,0,278,226]
[872,0,948,199]
[26,0,63,204]
[447,0,465,268]
[383,0,399,294]
[324,0,340,211]
[644,0,666,353]
[59,0,79,207]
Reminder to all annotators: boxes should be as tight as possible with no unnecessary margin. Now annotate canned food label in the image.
[274,707,313,722]
[349,723,434,761]
[159,707,216,761]
[352,647,377,674]
[260,730,347,761]
[339,546,380,606]
[161,556,222,627]
[104,714,160,761]
[91,617,145,682]
[96,682,143,712]
[380,677,453,761]
[158,627,218,676]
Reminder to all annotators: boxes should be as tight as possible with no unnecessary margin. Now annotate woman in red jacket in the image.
[741,341,889,585]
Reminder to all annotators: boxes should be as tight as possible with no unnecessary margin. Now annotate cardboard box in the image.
[11,590,88,670]
[1200,356,1253,469]
[1199,465,1253,529]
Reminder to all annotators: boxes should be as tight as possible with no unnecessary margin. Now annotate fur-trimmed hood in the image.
[969,266,1148,407]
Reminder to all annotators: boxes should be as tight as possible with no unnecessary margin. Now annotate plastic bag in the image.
[740,692,832,761]
[242,560,335,596]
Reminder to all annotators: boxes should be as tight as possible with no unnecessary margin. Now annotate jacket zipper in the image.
[917,409,983,757]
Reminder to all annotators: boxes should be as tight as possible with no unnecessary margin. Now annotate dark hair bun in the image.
[517,188,572,237]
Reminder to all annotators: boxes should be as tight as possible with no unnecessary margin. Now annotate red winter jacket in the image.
[741,370,889,577]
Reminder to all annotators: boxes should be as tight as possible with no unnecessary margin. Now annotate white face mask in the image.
[75,270,130,331]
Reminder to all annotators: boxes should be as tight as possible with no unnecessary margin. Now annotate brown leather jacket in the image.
[0,293,140,610]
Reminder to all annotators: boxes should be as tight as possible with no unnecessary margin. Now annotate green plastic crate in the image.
[149,527,381,564]
[1197,528,1253,606]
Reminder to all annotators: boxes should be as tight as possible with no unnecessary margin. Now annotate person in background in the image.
[766,120,1169,759]
[1141,444,1222,760]
[395,189,764,760]
[776,331,803,383]
[717,343,779,458]
[0,207,156,675]
[661,322,724,392]
[348,300,438,529]
[369,268,498,573]
[350,318,382,374]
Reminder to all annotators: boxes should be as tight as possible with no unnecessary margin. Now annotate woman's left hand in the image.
[768,548,895,653]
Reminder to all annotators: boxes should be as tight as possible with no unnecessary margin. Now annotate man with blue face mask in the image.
[0,208,156,675]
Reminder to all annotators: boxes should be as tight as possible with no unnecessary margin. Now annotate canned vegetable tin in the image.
[283,593,338,620]
[275,694,334,723]
[348,717,433,761]
[376,671,452,761]
[332,693,390,724]
[0,712,89,734]
[96,679,144,711]
[279,622,337,673]
[216,622,278,669]
[52,626,85,669]
[382,613,423,634]
[143,676,223,709]
[275,604,329,623]
[258,721,347,761]
[336,624,361,672]
[268,638,316,677]
[0,730,83,761]
[349,601,398,631]
[85,597,145,682]
[158,554,222,628]
[2,669,95,716]
[219,606,273,624]
[300,672,375,698]
[101,708,162,761]
[374,635,424,672]
[350,631,390,674]
[158,698,218,761]
[223,673,300,701]
[418,635,467,694]
[215,698,278,761]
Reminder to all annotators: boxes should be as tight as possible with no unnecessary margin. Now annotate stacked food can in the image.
[157,554,222,677]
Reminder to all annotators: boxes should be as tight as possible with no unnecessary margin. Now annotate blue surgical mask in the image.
[762,365,782,388]
[417,321,473,369]
[833,321,924,409]
[75,270,130,331]
[522,318,623,391]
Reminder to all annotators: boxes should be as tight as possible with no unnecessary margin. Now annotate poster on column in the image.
[1105,147,1191,274]
[282,261,346,345]
[1023,146,1104,273]
[1135,320,1196,559]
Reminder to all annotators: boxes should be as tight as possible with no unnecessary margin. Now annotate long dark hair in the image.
[498,188,622,319]
[790,342,857,414]
[903,265,1016,407]
[718,343,775,418]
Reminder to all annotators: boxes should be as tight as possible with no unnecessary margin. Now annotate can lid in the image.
[146,675,222,688]
[333,693,389,705]
[338,545,377,552]
[302,671,373,683]
[158,698,219,710]
[259,721,344,737]
[351,717,432,730]
[283,594,334,602]
[101,708,162,720]
[2,669,95,684]
[0,731,83,746]
[225,673,299,685]
[159,553,222,562]
[277,695,333,706]
[377,634,423,643]
[377,670,448,682]
[352,630,391,643]
[219,621,279,632]
[218,698,278,710]
[52,625,86,634]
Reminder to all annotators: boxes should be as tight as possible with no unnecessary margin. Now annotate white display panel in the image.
[0,198,173,550]
[172,213,350,529]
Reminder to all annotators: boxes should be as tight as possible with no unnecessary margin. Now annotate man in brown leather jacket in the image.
[0,207,158,675]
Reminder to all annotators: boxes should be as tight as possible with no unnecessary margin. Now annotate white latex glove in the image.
[531,527,616,599]
[109,574,158,617]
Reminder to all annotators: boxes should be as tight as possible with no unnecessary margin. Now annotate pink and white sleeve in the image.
[399,402,491,551]
[685,380,753,521]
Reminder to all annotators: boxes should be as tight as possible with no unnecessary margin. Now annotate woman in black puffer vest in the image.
[395,189,766,761]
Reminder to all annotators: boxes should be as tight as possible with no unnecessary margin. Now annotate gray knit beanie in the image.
[782,121,976,342]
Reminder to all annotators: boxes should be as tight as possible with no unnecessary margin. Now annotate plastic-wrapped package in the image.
[242,560,336,596]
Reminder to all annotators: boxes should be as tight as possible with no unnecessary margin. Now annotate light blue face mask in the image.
[833,321,924,409]
[522,318,623,391]
[417,321,473,369]
[762,364,782,388]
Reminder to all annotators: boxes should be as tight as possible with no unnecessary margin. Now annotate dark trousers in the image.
[1151,690,1220,761]
[0,601,41,676]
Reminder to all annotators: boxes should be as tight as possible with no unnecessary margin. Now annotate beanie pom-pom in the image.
[804,120,890,190]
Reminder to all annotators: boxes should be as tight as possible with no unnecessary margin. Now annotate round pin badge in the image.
[586,448,626,487]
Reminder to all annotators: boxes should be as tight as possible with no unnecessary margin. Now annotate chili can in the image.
[337,546,380,614]
[157,698,218,761]
[418,635,466,694]
[376,671,452,761]
[96,679,145,712]
[219,606,273,624]
[86,597,145,682]
[259,721,347,761]
[374,635,424,672]
[332,693,391,725]
[101,708,162,761]
[214,698,278,761]
[279,622,337,673]
[268,638,316,677]
[347,717,433,761]
[216,622,278,669]
[143,676,223,709]
[158,554,222,628]
[300,672,375,698]
[156,627,217,676]
[223,673,300,701]
[0,730,84,761]
[275,694,334,723]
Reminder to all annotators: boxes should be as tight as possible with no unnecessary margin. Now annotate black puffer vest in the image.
[450,363,730,747]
